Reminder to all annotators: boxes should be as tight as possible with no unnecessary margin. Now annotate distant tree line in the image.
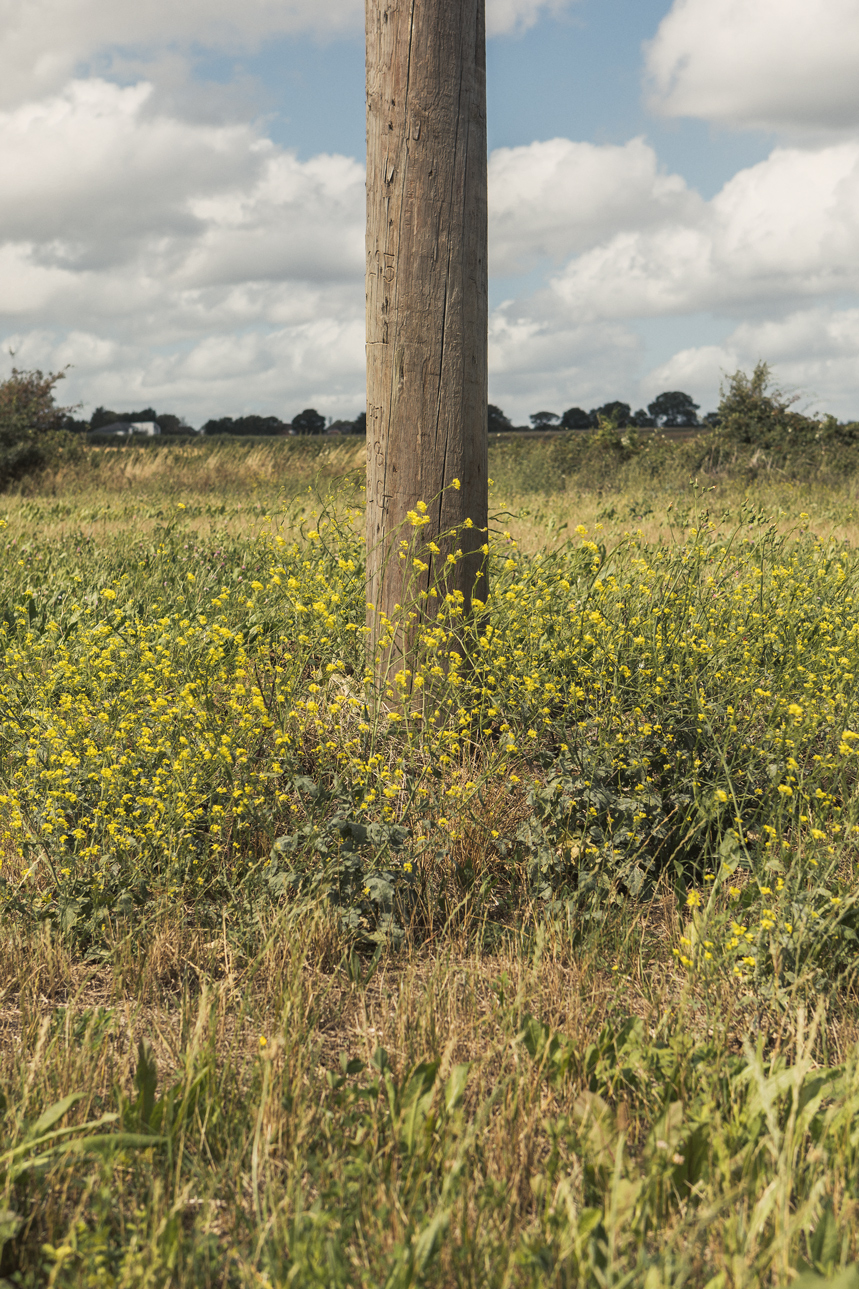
[489,390,711,434]
[201,408,367,436]
[61,406,193,435]
[61,391,708,439]
[62,406,369,437]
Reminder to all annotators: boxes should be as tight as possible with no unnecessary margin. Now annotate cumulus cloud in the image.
[645,0,859,134]
[548,141,859,321]
[486,0,581,38]
[645,307,859,421]
[0,0,582,109]
[5,0,859,427]
[0,79,364,322]
[489,136,701,275]
[0,75,367,420]
[0,0,361,108]
[4,319,368,424]
[0,80,265,268]
[488,305,643,414]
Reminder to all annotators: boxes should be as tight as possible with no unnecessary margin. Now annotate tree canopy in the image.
[488,404,512,433]
[88,407,193,435]
[1,368,71,439]
[530,410,560,428]
[201,415,288,437]
[591,401,634,427]
[560,406,591,430]
[292,408,327,436]
[647,391,700,427]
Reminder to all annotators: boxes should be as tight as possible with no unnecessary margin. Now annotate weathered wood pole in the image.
[365,0,488,661]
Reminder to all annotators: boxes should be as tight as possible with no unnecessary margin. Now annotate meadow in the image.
[3,427,859,1287]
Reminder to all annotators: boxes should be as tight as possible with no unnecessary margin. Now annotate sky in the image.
[2,0,859,427]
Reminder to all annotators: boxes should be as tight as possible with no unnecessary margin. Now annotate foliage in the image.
[590,400,635,427]
[530,410,560,429]
[86,407,192,435]
[201,414,288,437]
[0,369,71,438]
[700,364,859,479]
[292,407,327,436]
[3,477,859,980]
[560,405,593,430]
[648,390,700,427]
[3,443,859,1281]
[0,367,81,489]
[488,403,512,433]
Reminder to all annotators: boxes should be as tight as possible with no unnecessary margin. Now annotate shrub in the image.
[0,367,80,490]
[701,361,859,479]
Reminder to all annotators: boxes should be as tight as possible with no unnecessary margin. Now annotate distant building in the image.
[92,421,161,438]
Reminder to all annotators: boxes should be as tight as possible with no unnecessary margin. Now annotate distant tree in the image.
[292,408,326,436]
[560,406,592,430]
[488,404,512,433]
[122,407,158,424]
[201,414,287,436]
[90,407,120,431]
[352,412,367,435]
[632,408,655,427]
[201,416,235,436]
[530,410,560,429]
[702,411,720,427]
[156,413,194,436]
[236,415,286,436]
[647,391,699,427]
[61,415,91,434]
[591,401,634,427]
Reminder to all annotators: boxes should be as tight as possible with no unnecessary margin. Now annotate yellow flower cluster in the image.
[0,499,857,972]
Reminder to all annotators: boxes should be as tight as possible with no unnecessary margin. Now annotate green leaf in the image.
[0,1209,21,1246]
[444,1064,471,1113]
[28,1092,83,1139]
[400,1062,438,1156]
[134,1038,158,1129]
[412,1210,450,1275]
[791,1267,859,1289]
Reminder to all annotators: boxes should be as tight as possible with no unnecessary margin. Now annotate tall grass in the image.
[2,441,859,1284]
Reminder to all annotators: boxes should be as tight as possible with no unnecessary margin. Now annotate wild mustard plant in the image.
[0,488,858,978]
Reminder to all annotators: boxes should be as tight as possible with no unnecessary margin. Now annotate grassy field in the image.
[3,437,859,1287]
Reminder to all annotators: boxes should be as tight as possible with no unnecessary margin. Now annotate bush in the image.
[0,367,80,490]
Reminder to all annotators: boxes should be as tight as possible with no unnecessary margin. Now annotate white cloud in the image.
[0,0,360,108]
[4,319,368,424]
[0,75,367,421]
[0,0,582,109]
[488,305,643,416]
[646,307,859,420]
[645,0,859,134]
[486,0,580,38]
[548,141,859,321]
[0,80,264,265]
[489,137,701,275]
[4,9,859,429]
[0,79,365,325]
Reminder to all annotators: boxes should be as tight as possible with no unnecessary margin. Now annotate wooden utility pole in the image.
[365,0,488,661]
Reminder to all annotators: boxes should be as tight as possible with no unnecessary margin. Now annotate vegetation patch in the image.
[3,370,859,1284]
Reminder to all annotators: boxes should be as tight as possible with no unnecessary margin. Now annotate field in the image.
[3,435,859,1287]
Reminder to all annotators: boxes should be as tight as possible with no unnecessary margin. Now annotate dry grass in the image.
[5,441,859,1284]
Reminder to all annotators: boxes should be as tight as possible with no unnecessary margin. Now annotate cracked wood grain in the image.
[365,0,488,659]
